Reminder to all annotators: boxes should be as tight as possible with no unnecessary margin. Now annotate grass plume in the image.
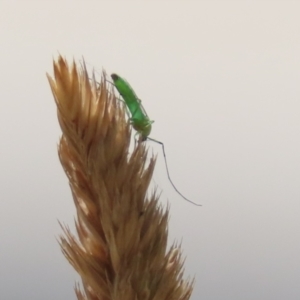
[47,55,194,300]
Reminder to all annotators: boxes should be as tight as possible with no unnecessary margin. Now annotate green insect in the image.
[111,73,201,206]
[111,74,153,141]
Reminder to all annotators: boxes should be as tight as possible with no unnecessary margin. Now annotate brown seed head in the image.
[47,56,194,300]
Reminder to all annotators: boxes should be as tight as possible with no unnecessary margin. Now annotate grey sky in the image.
[1,1,300,299]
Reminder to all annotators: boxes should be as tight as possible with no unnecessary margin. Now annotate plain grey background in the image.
[1,1,300,299]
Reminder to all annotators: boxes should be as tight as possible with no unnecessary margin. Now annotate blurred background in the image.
[1,1,300,299]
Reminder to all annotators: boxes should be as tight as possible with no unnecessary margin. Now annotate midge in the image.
[110,73,201,206]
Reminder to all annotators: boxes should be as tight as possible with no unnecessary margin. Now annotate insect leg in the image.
[86,71,129,115]
[147,137,202,206]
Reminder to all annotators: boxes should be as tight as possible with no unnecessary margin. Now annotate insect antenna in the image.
[147,137,202,206]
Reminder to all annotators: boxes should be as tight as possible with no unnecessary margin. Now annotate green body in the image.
[110,73,201,206]
[111,73,153,140]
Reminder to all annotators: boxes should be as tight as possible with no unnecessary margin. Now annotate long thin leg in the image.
[147,137,202,206]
